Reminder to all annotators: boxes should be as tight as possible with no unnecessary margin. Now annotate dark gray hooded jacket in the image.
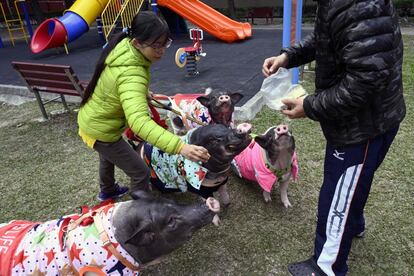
[281,0,405,146]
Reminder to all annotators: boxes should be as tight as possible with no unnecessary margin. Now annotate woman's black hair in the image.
[81,11,170,105]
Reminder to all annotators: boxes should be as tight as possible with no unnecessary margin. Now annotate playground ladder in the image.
[101,0,144,41]
[0,1,29,46]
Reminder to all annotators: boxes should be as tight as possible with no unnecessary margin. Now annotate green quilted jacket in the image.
[77,38,183,154]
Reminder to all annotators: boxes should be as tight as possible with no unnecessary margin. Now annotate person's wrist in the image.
[177,143,185,154]
[281,53,289,67]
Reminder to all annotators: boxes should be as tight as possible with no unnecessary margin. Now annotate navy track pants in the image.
[314,126,399,275]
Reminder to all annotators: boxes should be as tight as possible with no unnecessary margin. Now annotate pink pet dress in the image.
[234,142,299,192]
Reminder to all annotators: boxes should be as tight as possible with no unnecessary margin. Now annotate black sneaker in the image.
[288,258,327,276]
[354,230,365,238]
[97,183,129,201]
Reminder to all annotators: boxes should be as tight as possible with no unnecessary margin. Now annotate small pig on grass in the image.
[169,88,243,135]
[233,124,299,208]
[0,191,220,275]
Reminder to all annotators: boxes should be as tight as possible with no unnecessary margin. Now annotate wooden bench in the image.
[247,7,274,24]
[11,61,87,120]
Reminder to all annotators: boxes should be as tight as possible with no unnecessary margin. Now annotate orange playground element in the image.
[157,0,251,43]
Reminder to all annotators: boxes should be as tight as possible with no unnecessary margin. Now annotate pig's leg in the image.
[139,145,153,191]
[212,214,221,226]
[201,197,221,226]
[279,180,292,208]
[218,184,230,206]
[262,190,272,202]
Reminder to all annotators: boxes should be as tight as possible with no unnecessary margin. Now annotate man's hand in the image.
[262,53,289,77]
[281,97,307,119]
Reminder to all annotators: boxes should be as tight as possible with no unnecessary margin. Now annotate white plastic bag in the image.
[260,68,295,110]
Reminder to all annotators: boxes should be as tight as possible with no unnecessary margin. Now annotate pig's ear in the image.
[230,93,243,104]
[254,134,271,149]
[197,95,211,108]
[125,225,155,246]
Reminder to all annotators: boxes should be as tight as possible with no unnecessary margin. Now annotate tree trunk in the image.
[227,0,236,19]
[29,0,46,25]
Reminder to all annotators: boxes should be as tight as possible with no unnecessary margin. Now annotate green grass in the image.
[1,36,414,275]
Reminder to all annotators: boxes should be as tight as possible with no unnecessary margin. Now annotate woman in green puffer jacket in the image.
[78,11,210,201]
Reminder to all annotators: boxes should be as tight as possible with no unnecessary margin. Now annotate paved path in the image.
[1,24,412,107]
[0,27,310,106]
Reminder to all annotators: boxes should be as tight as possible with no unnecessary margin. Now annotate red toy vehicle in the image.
[175,28,206,76]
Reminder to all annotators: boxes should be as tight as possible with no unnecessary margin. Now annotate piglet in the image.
[233,124,299,208]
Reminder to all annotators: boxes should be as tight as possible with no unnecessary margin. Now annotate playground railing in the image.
[101,0,144,41]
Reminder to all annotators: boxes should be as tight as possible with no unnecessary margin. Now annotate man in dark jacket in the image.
[262,0,405,275]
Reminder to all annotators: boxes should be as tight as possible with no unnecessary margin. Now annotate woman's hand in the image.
[262,53,289,77]
[180,144,210,163]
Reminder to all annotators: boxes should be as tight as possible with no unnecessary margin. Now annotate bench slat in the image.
[18,70,79,83]
[24,77,82,94]
[12,62,73,74]
[32,86,83,96]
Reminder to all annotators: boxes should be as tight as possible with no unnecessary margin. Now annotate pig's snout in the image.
[219,95,230,103]
[236,123,252,135]
[275,124,289,136]
[206,197,220,213]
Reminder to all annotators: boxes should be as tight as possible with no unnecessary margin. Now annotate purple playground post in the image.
[151,0,158,13]
[96,17,106,44]
[18,0,33,38]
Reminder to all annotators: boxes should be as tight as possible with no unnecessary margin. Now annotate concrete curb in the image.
[234,91,264,121]
[0,84,31,97]
[0,84,82,103]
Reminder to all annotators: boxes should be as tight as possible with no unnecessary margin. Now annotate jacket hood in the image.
[105,37,152,68]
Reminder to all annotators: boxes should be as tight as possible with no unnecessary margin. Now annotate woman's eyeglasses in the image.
[149,38,173,50]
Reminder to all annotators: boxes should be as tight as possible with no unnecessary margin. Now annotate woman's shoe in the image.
[97,183,129,201]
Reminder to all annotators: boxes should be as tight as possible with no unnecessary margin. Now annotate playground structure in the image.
[21,0,300,85]
[283,0,303,84]
[0,0,32,46]
[29,0,252,54]
[157,0,251,43]
[30,0,131,54]
[175,28,206,76]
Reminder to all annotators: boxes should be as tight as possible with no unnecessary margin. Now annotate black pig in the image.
[140,124,252,209]
[169,88,243,135]
[0,192,219,275]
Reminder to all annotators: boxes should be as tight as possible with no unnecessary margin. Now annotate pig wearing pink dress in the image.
[234,124,299,208]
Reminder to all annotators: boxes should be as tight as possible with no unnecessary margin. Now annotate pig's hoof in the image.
[220,196,230,207]
[263,191,272,203]
[212,214,221,226]
[282,200,292,208]
[206,197,221,213]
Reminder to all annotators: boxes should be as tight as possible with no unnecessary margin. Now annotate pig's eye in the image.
[227,144,237,151]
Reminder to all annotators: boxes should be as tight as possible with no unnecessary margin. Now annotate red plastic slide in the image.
[157,0,251,43]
